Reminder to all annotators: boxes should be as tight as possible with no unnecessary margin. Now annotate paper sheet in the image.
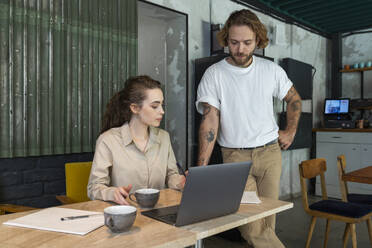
[3,207,104,235]
[241,191,261,204]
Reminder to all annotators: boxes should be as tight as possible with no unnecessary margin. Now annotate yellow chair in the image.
[56,161,92,204]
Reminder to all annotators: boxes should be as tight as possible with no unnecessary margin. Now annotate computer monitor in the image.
[324,98,350,115]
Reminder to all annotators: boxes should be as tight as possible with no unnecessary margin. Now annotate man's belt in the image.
[224,139,278,150]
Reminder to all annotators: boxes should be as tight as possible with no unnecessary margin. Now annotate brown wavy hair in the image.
[217,9,269,49]
[100,75,161,134]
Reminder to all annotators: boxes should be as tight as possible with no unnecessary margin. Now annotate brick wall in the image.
[0,153,93,208]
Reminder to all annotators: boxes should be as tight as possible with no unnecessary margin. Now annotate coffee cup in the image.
[104,205,137,233]
[129,188,160,208]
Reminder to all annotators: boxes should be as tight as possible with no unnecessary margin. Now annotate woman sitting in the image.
[88,75,185,205]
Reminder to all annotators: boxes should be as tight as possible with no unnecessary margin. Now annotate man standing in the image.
[196,9,301,248]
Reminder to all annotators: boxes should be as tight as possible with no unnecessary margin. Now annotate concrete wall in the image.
[145,0,329,198]
[138,1,188,166]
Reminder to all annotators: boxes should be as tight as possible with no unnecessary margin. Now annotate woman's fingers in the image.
[118,186,130,198]
[114,188,129,205]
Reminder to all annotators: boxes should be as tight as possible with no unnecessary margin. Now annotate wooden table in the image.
[0,189,293,248]
[154,189,293,247]
[342,166,372,184]
[0,195,196,248]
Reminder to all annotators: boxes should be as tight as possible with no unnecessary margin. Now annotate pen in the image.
[176,162,187,177]
[60,213,102,221]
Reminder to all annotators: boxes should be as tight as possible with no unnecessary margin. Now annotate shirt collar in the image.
[120,122,161,147]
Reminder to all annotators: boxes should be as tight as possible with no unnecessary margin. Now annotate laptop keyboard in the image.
[141,205,179,225]
[160,213,177,223]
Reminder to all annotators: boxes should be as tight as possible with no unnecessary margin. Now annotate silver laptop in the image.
[141,161,252,226]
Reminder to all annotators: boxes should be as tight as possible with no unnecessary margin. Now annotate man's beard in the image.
[229,49,255,67]
[229,48,255,67]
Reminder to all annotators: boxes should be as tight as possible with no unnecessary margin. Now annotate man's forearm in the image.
[197,121,218,166]
[283,86,302,134]
[285,97,302,134]
[197,104,219,166]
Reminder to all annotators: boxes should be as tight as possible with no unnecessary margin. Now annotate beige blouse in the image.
[87,123,183,202]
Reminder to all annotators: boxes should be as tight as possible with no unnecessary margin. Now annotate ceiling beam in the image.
[296,4,368,18]
[324,17,372,32]
[312,13,372,26]
[283,0,329,12]
[272,0,303,8]
[308,8,372,23]
[335,24,372,34]
[288,0,355,15]
[269,0,293,7]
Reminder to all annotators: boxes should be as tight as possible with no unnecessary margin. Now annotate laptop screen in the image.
[142,161,252,226]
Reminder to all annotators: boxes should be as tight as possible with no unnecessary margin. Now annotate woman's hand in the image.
[113,184,132,205]
[176,171,188,190]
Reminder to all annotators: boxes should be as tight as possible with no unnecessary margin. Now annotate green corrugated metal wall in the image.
[0,0,137,158]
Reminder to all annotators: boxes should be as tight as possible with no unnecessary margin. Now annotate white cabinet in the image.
[316,131,372,198]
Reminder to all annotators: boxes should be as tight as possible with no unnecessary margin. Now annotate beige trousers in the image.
[221,142,285,248]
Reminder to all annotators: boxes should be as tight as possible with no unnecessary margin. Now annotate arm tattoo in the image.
[285,87,302,132]
[206,129,215,143]
[201,105,211,121]
[290,100,301,112]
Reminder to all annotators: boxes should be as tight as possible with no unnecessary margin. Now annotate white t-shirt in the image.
[196,55,293,148]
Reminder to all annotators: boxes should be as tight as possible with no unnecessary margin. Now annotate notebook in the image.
[142,161,251,226]
[3,207,104,235]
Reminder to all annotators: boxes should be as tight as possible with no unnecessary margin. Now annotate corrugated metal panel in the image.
[0,0,137,158]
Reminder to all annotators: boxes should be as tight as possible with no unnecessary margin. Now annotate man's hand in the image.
[113,184,132,205]
[278,130,295,150]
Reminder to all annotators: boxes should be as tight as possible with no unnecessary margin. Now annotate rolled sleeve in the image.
[87,136,116,202]
[195,68,220,114]
[274,66,293,100]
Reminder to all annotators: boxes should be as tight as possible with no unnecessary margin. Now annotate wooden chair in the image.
[299,158,372,248]
[337,155,372,204]
[0,204,37,215]
[56,161,92,204]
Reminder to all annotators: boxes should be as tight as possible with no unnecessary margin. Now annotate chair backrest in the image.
[337,155,349,202]
[65,161,92,203]
[299,158,328,210]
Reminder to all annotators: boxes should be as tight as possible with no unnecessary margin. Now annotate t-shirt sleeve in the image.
[274,65,293,100]
[195,67,220,114]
